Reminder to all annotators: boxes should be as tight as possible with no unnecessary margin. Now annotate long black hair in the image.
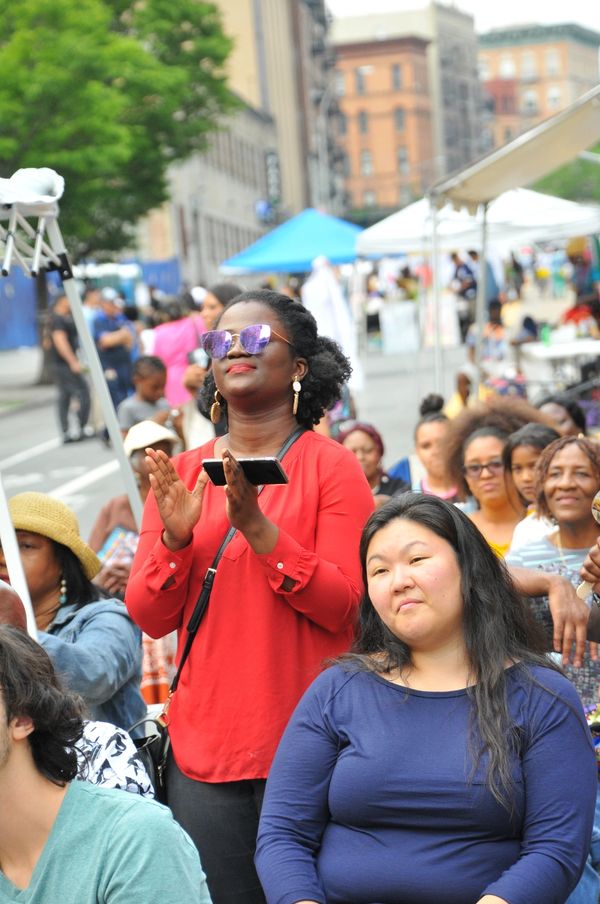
[344,493,555,811]
[198,290,351,428]
[52,543,104,608]
[0,625,84,785]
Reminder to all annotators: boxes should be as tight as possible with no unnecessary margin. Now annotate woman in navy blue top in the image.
[256,494,597,904]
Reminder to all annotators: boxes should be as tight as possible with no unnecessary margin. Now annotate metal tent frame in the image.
[0,169,142,637]
[428,83,600,392]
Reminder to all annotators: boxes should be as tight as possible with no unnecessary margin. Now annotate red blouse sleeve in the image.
[125,484,197,639]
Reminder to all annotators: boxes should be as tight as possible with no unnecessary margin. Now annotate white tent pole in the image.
[473,202,489,396]
[430,201,443,393]
[44,219,143,529]
[0,474,38,639]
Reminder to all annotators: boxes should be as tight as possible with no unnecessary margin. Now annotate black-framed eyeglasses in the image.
[463,459,504,479]
[201,323,292,359]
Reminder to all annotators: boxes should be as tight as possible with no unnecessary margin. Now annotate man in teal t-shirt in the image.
[0,625,212,904]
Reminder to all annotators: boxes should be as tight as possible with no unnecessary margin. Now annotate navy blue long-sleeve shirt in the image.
[256,663,596,904]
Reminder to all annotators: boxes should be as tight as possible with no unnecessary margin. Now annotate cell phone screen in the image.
[202,457,288,486]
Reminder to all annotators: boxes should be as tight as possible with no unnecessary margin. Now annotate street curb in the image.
[0,391,55,420]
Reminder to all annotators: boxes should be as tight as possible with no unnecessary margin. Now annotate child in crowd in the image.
[503,423,560,553]
[117,355,179,437]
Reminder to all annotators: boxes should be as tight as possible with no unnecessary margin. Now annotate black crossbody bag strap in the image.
[167,425,306,696]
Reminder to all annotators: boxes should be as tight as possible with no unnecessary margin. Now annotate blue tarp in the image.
[0,269,38,350]
[220,208,362,274]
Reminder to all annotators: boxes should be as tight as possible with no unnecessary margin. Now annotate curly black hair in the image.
[445,396,555,498]
[0,625,85,785]
[198,290,352,428]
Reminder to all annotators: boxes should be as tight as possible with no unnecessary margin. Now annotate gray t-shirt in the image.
[117,395,170,430]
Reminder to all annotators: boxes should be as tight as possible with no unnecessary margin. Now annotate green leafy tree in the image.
[0,0,237,257]
[533,143,600,204]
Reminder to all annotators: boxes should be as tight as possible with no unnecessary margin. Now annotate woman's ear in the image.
[294,357,308,381]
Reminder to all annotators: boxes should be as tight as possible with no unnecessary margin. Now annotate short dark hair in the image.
[133,355,166,379]
[535,435,600,521]
[536,393,587,435]
[208,282,243,306]
[346,493,551,809]
[0,626,84,785]
[502,423,560,474]
[198,290,352,427]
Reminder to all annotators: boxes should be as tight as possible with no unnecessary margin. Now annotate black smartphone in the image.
[202,457,289,486]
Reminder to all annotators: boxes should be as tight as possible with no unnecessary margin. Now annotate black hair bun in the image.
[419,394,444,417]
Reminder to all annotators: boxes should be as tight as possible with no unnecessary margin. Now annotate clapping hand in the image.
[221,450,279,555]
[146,447,209,550]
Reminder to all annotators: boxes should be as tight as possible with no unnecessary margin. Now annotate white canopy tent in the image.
[0,168,143,637]
[356,189,600,257]
[426,83,600,390]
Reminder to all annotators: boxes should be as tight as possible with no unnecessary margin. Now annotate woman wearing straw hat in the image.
[0,492,145,732]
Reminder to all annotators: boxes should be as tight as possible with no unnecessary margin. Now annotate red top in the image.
[126,430,374,782]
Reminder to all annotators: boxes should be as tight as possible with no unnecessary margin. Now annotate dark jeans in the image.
[102,362,132,411]
[166,751,267,904]
[53,363,90,435]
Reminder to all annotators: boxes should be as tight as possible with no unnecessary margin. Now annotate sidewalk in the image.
[0,347,53,419]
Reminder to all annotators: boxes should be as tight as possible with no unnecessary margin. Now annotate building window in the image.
[522,89,538,115]
[334,70,345,96]
[481,128,494,151]
[399,185,412,206]
[504,126,513,142]
[363,190,376,207]
[391,63,402,90]
[355,67,366,95]
[546,48,560,76]
[341,152,350,177]
[501,94,514,113]
[521,52,536,79]
[338,112,347,136]
[547,86,561,109]
[358,110,368,134]
[394,107,406,131]
[396,146,409,174]
[478,57,490,81]
[360,149,373,176]
[499,54,515,78]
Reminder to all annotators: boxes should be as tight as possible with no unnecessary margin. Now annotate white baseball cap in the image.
[123,421,178,457]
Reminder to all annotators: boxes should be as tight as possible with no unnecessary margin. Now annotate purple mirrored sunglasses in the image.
[200,323,291,359]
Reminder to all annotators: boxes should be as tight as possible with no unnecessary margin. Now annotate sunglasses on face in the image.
[463,458,504,479]
[200,323,292,360]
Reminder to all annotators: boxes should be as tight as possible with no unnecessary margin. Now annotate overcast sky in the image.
[326,0,600,34]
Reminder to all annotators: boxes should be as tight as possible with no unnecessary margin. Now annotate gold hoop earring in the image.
[292,377,302,417]
[210,390,223,425]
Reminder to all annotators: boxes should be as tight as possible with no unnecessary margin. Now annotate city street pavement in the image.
[0,283,572,537]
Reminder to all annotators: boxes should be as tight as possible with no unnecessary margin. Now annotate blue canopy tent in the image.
[220,208,362,274]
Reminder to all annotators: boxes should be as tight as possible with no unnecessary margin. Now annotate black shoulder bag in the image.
[130,426,305,801]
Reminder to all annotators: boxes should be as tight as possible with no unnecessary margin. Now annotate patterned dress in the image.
[507,536,600,707]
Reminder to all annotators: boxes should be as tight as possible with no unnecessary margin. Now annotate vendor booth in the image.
[220,208,362,274]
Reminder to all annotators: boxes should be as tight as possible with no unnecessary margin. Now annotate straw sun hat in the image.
[8,492,101,580]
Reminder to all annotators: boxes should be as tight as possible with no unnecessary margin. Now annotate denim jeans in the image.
[565,781,600,904]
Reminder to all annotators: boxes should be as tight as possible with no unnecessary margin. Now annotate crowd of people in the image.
[3,282,600,903]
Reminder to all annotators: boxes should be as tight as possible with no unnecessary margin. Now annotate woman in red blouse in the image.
[126,291,374,903]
